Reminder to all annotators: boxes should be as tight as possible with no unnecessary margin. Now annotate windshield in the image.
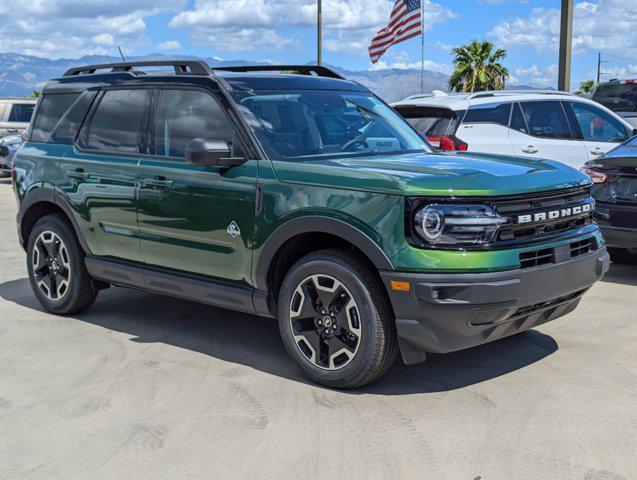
[231,90,431,160]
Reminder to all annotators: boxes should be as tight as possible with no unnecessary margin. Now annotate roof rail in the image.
[63,60,212,77]
[465,89,572,99]
[213,65,345,80]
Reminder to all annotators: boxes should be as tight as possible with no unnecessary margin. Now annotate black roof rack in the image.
[213,65,345,80]
[63,60,212,77]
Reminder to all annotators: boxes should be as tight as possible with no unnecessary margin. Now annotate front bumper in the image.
[381,247,609,364]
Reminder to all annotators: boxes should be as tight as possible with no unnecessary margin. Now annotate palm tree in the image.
[449,41,509,93]
[579,80,596,94]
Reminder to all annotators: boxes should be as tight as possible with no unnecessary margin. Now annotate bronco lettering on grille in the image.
[517,203,593,224]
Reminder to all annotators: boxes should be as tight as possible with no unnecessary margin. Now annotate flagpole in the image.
[317,0,323,66]
[420,0,425,93]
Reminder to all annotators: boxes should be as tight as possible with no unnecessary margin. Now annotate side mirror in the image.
[632,128,637,137]
[185,138,245,168]
[0,145,9,157]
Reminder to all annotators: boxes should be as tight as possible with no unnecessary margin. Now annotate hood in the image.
[271,151,592,197]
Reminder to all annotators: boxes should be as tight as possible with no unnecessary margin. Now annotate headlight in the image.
[414,204,508,247]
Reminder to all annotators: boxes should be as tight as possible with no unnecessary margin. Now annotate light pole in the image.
[317,0,322,66]
[558,0,574,91]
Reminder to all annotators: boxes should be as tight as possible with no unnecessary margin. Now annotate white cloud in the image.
[369,50,453,75]
[169,0,455,54]
[0,0,185,58]
[157,40,182,51]
[489,0,637,59]
[508,64,558,87]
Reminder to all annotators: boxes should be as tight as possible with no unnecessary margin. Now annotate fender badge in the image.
[227,221,241,238]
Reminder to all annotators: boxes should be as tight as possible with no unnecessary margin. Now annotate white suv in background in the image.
[0,98,37,139]
[393,91,637,169]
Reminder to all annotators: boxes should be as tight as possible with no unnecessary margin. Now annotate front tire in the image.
[608,247,637,265]
[277,250,397,389]
[26,214,98,315]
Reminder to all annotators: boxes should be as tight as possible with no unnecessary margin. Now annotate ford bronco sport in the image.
[13,61,609,388]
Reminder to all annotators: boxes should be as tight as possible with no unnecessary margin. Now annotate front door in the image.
[137,88,257,284]
[566,101,631,161]
[509,101,589,169]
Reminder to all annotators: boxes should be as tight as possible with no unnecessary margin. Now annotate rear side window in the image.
[593,83,637,112]
[8,103,35,123]
[49,91,97,145]
[154,89,238,159]
[394,106,461,137]
[31,94,80,143]
[82,89,151,154]
[519,101,571,139]
[462,103,511,127]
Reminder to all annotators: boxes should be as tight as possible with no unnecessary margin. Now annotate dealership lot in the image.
[0,178,635,480]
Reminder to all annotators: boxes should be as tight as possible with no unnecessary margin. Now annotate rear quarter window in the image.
[462,102,512,127]
[31,94,81,143]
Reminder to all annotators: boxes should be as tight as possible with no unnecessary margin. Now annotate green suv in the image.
[13,61,609,388]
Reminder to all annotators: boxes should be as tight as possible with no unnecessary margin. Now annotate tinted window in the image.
[84,89,150,154]
[155,89,236,158]
[568,102,628,143]
[232,90,430,160]
[50,91,97,145]
[510,103,528,134]
[31,94,80,143]
[462,103,511,126]
[593,83,637,112]
[519,101,571,139]
[394,106,461,137]
[8,103,35,123]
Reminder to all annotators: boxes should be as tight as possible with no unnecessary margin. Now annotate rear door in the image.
[509,101,588,169]
[565,101,631,160]
[65,88,151,262]
[137,87,257,284]
[456,102,515,155]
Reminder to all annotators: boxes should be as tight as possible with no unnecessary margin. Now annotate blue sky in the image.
[1,0,636,90]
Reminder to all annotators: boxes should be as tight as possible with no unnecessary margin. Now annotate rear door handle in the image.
[522,146,538,154]
[143,176,173,188]
[65,168,90,180]
[590,148,604,156]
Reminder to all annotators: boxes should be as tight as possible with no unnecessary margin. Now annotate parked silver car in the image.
[0,134,23,177]
[0,98,37,139]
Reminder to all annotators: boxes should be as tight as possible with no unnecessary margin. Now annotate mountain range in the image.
[0,53,544,103]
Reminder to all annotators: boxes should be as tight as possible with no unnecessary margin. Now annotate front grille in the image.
[519,247,555,269]
[519,238,596,270]
[494,187,594,246]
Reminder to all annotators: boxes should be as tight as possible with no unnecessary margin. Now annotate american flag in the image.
[369,0,423,64]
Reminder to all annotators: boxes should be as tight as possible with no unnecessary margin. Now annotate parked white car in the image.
[393,90,637,169]
[0,98,37,139]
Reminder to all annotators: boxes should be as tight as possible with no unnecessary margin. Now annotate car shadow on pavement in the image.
[601,263,637,287]
[0,277,558,395]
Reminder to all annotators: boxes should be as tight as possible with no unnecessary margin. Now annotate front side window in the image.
[519,101,571,139]
[8,103,35,123]
[31,94,80,143]
[568,101,629,143]
[232,90,430,160]
[462,102,511,127]
[83,89,150,154]
[154,89,238,159]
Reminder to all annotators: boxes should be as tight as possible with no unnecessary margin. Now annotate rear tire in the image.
[608,247,637,265]
[26,214,98,315]
[277,249,397,389]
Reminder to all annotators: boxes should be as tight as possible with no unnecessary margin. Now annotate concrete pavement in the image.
[0,177,635,480]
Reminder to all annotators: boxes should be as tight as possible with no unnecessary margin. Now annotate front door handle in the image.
[143,176,173,189]
[522,146,538,154]
[65,168,90,180]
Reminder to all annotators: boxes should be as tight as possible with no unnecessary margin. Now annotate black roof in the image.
[45,60,367,94]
